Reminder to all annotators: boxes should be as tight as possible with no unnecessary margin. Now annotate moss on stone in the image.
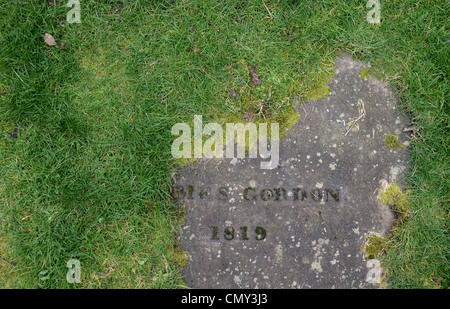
[305,84,330,100]
[276,105,301,139]
[385,134,404,152]
[177,157,197,167]
[304,70,334,101]
[378,183,410,221]
[363,233,387,260]
[172,247,189,268]
[360,67,373,79]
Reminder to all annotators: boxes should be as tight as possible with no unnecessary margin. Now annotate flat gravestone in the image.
[174,55,409,288]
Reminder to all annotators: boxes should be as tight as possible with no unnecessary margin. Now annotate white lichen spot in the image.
[310,238,329,274]
[311,260,322,273]
[389,165,406,182]
[366,259,382,285]
[274,244,283,264]
[234,275,242,285]
[329,163,336,170]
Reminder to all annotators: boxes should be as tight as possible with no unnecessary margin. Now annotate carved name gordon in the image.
[173,185,341,203]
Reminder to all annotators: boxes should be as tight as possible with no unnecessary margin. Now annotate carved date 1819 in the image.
[210,226,267,241]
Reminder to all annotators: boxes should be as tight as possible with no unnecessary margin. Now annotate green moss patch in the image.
[274,106,301,139]
[360,67,374,80]
[304,70,334,101]
[363,233,388,260]
[385,134,405,152]
[378,183,411,221]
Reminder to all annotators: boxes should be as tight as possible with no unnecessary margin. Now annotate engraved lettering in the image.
[218,187,228,200]
[325,188,340,202]
[244,187,257,201]
[260,189,273,201]
[293,188,308,201]
[310,188,323,202]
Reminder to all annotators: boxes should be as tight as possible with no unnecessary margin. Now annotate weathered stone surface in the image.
[174,55,410,288]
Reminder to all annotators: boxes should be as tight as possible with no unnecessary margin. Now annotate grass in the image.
[0,0,448,288]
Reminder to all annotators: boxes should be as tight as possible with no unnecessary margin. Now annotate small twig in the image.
[345,99,365,136]
[0,257,14,268]
[402,125,420,133]
[146,60,159,75]
[148,59,159,67]
[299,98,308,121]
[345,113,364,136]
[258,104,267,120]
[262,0,273,19]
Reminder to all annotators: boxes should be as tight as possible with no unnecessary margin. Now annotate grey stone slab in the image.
[173,55,410,289]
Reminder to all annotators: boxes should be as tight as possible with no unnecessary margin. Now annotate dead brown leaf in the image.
[379,179,390,190]
[9,128,19,139]
[242,111,254,122]
[250,64,261,86]
[44,33,67,49]
[44,33,58,47]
